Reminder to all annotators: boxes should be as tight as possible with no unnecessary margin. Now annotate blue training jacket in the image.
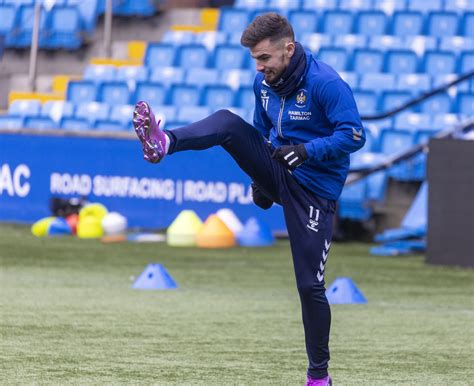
[253,50,366,201]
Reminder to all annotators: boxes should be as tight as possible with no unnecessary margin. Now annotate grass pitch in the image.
[0,223,473,385]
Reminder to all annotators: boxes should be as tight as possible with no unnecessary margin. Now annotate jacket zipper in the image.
[277,96,285,138]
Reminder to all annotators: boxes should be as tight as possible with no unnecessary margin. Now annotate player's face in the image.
[250,38,295,84]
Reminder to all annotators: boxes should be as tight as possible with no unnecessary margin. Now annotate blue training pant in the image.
[165,110,335,379]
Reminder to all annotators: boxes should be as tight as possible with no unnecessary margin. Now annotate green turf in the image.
[1,223,473,385]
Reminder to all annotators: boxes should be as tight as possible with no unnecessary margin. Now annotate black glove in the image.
[272,144,308,171]
[251,182,273,210]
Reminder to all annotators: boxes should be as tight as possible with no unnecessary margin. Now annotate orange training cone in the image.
[196,214,235,248]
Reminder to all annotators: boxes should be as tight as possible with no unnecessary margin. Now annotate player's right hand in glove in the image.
[251,182,273,210]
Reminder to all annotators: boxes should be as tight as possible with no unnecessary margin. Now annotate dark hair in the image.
[240,13,295,48]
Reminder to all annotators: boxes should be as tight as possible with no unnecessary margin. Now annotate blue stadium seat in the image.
[169,85,200,106]
[393,112,430,130]
[355,10,387,36]
[456,92,474,115]
[366,170,388,202]
[67,81,97,104]
[445,0,474,12]
[439,36,474,53]
[176,44,209,69]
[333,35,367,54]
[364,118,393,139]
[288,10,318,40]
[220,69,254,90]
[9,100,41,117]
[67,0,99,33]
[218,8,251,33]
[185,68,219,87]
[116,66,149,84]
[384,49,418,74]
[353,90,377,115]
[317,47,348,72]
[152,105,177,124]
[213,44,247,70]
[161,31,195,45]
[236,85,255,109]
[397,74,431,93]
[369,36,405,51]
[423,50,456,75]
[10,4,48,48]
[300,33,332,53]
[234,0,266,8]
[194,31,227,50]
[145,43,176,68]
[24,116,57,130]
[202,85,235,109]
[339,0,373,10]
[373,0,406,15]
[149,67,185,86]
[60,117,91,131]
[134,82,167,106]
[41,100,74,123]
[353,49,384,74]
[268,0,302,9]
[163,121,188,131]
[75,101,110,125]
[0,4,17,47]
[302,0,337,10]
[109,104,134,129]
[431,74,470,92]
[0,115,24,129]
[459,51,474,73]
[380,90,412,112]
[84,65,116,83]
[113,0,155,16]
[98,81,131,105]
[94,120,125,131]
[408,0,443,12]
[45,5,82,49]
[404,36,437,56]
[379,128,414,155]
[339,179,371,221]
[4,0,34,4]
[321,10,353,35]
[176,106,212,123]
[391,11,424,36]
[339,71,358,89]
[462,12,474,37]
[431,113,459,129]
[359,73,396,92]
[426,11,458,37]
[420,93,452,114]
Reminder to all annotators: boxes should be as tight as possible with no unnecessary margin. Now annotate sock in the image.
[164,132,170,154]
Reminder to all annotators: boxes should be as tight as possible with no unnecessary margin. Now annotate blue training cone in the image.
[48,217,72,236]
[326,277,367,304]
[237,217,275,247]
[132,264,178,290]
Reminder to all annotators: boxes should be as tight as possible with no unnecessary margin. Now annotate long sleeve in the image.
[304,78,366,162]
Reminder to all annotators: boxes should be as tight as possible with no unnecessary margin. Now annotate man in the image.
[132,13,365,385]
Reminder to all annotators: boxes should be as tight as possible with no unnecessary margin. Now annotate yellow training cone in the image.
[77,216,104,239]
[31,216,56,237]
[166,210,203,247]
[196,214,235,248]
[79,203,108,222]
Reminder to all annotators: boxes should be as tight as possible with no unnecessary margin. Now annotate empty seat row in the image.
[219,7,474,38]
[65,80,256,110]
[354,90,473,115]
[233,0,474,14]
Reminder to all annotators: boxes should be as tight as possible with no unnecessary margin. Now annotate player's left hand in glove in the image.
[272,144,308,171]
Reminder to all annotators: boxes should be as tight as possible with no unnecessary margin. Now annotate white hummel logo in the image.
[352,127,363,141]
[317,239,331,282]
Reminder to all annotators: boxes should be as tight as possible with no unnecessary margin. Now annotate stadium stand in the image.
[1,0,473,229]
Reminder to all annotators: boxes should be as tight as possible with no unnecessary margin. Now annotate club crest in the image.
[295,89,307,108]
